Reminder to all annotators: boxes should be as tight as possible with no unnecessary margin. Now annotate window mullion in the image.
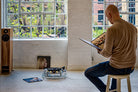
[103,0,106,32]
[42,2,44,39]
[54,0,57,38]
[5,0,7,27]
[30,2,32,39]
[19,0,21,39]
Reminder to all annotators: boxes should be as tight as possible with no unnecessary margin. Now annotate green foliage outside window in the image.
[92,27,107,39]
[6,0,67,39]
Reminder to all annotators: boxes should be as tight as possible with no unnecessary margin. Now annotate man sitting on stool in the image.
[85,5,137,92]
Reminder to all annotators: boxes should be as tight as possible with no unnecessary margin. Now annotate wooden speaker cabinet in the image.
[1,28,13,74]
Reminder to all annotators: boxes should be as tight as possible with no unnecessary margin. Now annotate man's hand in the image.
[97,49,102,54]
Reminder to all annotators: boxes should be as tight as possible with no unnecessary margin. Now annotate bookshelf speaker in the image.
[1,28,13,74]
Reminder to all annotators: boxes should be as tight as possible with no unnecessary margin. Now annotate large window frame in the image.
[92,0,138,39]
[3,0,68,39]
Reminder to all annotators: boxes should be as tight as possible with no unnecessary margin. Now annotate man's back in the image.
[108,19,137,68]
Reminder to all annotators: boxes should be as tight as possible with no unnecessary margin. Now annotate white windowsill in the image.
[13,38,68,41]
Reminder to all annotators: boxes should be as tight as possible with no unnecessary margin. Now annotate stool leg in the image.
[127,76,131,92]
[106,76,111,92]
[117,78,121,92]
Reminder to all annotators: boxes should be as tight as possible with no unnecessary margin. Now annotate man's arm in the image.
[98,29,114,58]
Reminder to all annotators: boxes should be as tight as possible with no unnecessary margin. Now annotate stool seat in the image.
[106,74,131,92]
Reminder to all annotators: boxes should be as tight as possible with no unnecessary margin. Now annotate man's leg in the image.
[84,61,134,92]
[110,78,117,91]
[84,61,109,92]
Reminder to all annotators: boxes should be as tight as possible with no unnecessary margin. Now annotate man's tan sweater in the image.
[100,19,137,69]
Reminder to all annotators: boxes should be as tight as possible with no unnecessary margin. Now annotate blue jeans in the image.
[84,61,134,92]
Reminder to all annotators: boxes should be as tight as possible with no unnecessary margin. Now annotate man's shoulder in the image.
[108,19,125,31]
[107,25,118,32]
[121,19,136,28]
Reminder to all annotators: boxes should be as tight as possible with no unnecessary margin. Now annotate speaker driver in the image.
[2,34,10,41]
[4,29,8,33]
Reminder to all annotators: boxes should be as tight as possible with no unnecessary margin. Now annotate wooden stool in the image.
[106,74,131,92]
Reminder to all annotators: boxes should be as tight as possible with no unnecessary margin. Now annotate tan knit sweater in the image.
[100,19,137,69]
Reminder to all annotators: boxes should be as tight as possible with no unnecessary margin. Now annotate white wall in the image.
[13,40,68,69]
[68,0,92,70]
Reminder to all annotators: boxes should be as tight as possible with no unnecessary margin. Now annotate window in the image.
[92,0,138,38]
[5,0,68,39]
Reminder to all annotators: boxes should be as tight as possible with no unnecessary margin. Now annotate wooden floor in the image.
[0,69,138,92]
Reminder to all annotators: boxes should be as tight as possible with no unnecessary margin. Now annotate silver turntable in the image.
[42,66,66,79]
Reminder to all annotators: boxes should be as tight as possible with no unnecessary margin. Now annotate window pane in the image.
[120,14,137,25]
[56,14,67,25]
[43,14,54,25]
[57,0,67,1]
[43,0,54,2]
[56,27,67,38]
[135,14,138,26]
[105,17,112,26]
[20,14,31,26]
[92,3,104,26]
[44,27,55,38]
[21,0,29,1]
[119,2,136,13]
[56,2,67,13]
[31,0,39,1]
[44,2,54,13]
[7,2,19,13]
[32,3,42,12]
[7,15,19,26]
[32,14,43,25]
[129,14,135,24]
[20,26,31,38]
[32,27,42,38]
[105,0,121,2]
[92,14,104,25]
[13,27,19,39]
[92,27,104,38]
[21,3,32,12]
[105,2,117,9]
[21,0,46,1]
[8,0,18,2]
[92,3,104,14]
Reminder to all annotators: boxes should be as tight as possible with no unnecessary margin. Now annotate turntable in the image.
[42,66,66,79]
